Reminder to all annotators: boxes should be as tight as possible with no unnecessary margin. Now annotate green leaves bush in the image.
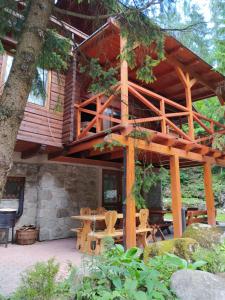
[74,245,177,300]
[192,241,225,273]
[10,259,75,300]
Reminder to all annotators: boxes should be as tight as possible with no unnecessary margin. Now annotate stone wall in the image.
[0,161,100,241]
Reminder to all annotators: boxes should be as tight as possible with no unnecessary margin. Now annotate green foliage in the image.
[129,129,151,139]
[10,259,75,300]
[74,244,177,300]
[136,56,160,84]
[94,139,124,152]
[39,29,71,72]
[144,238,199,261]
[148,253,206,288]
[133,162,168,209]
[193,241,225,273]
[79,58,118,94]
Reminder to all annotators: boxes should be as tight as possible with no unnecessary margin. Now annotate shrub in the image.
[74,245,177,300]
[192,241,225,273]
[148,253,206,288]
[10,259,75,300]
[143,238,199,261]
[183,223,223,249]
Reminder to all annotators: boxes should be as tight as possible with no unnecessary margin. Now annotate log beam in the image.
[203,162,216,225]
[170,155,182,237]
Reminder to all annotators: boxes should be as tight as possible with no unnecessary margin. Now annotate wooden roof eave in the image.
[77,20,225,105]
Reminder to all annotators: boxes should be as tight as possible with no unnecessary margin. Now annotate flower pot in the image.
[16,228,39,245]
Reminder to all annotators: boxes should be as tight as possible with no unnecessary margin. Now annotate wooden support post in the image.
[203,161,216,225]
[120,35,129,125]
[170,155,182,237]
[126,138,136,248]
[76,108,81,138]
[185,73,195,140]
[175,67,194,140]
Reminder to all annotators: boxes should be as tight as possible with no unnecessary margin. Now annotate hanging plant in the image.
[133,161,168,209]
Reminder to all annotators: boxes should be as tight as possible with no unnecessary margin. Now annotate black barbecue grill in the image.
[0,189,24,247]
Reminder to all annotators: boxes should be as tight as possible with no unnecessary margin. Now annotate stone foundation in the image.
[0,159,100,241]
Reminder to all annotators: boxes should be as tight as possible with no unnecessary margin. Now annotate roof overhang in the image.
[78,20,225,105]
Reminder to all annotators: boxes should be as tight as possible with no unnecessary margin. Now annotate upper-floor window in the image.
[3,55,49,107]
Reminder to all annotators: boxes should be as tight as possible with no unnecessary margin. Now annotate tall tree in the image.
[0,0,54,198]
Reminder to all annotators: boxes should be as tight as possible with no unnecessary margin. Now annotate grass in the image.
[164,212,225,223]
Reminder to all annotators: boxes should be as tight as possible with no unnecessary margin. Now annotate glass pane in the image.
[28,67,48,106]
[3,177,25,199]
[3,55,13,82]
[103,174,118,204]
[3,55,47,107]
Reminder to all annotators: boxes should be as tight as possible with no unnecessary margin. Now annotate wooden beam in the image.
[203,162,216,225]
[105,133,224,165]
[21,144,47,159]
[125,138,136,248]
[167,54,225,105]
[49,156,122,169]
[120,35,129,125]
[170,155,182,237]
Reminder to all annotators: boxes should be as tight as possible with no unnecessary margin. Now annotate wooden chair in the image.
[71,207,91,250]
[87,210,123,255]
[94,207,107,230]
[96,207,107,215]
[136,209,157,247]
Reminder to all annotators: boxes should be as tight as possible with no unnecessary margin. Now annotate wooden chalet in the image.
[1,14,225,246]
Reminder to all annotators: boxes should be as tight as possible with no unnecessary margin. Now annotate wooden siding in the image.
[0,54,66,149]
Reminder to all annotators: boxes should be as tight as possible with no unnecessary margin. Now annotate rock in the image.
[183,223,224,249]
[171,270,225,300]
[143,238,198,262]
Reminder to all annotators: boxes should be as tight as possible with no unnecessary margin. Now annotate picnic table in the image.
[71,213,140,253]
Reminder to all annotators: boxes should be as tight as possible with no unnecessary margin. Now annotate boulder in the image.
[183,223,224,249]
[171,270,225,300]
[143,238,198,262]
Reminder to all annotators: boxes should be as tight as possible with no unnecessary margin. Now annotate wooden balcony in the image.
[74,81,225,149]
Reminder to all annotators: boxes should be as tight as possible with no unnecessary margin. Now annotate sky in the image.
[192,0,211,21]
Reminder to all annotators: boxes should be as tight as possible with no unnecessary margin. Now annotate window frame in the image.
[0,52,51,109]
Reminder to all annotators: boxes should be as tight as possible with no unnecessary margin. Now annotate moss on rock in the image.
[144,238,199,262]
[183,223,224,249]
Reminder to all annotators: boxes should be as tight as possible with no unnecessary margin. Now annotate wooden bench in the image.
[186,210,208,226]
[88,209,154,254]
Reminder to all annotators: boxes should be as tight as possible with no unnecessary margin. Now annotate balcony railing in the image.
[74,81,225,146]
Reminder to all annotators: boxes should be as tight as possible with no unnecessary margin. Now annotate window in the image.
[3,177,25,199]
[3,55,49,107]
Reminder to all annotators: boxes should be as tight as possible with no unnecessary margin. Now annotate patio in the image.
[0,238,83,297]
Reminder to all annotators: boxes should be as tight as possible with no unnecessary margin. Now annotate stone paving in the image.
[0,238,83,297]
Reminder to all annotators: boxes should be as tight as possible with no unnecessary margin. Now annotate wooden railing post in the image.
[203,161,216,225]
[126,138,136,248]
[96,96,102,132]
[170,155,183,237]
[160,98,167,134]
[120,35,129,125]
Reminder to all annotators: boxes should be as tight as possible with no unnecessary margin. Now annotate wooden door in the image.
[102,170,122,212]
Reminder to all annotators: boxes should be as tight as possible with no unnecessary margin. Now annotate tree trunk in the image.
[0,0,54,198]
